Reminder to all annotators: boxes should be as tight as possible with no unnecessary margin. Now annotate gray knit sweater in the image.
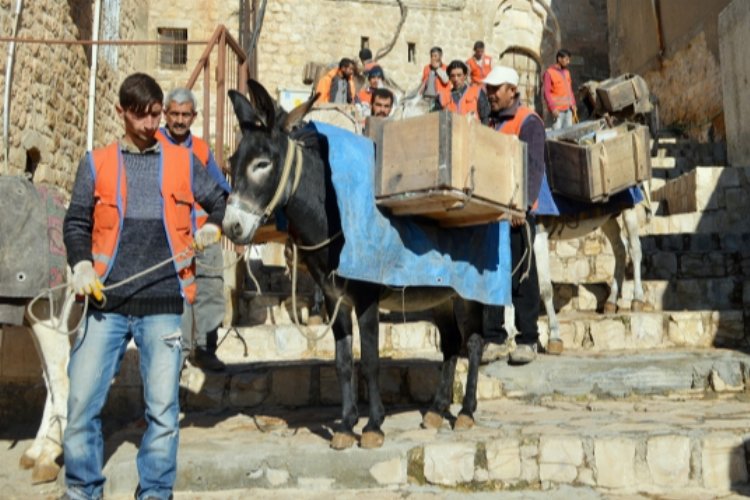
[63,142,227,316]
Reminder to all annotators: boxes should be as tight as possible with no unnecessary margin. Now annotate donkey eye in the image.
[252,160,272,172]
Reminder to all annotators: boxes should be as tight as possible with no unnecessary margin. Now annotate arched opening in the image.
[499,46,543,114]
[25,147,40,180]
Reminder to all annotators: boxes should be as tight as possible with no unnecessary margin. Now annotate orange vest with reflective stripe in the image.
[357,87,373,105]
[497,106,543,211]
[439,85,481,119]
[89,141,197,303]
[155,130,212,229]
[467,55,492,83]
[315,67,356,104]
[421,64,450,94]
[545,65,574,111]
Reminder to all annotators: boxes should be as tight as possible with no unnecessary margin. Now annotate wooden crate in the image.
[596,73,650,113]
[545,119,651,202]
[374,111,527,227]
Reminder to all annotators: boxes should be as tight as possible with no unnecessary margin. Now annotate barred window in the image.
[158,27,188,68]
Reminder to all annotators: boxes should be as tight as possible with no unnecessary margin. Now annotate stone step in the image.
[84,394,750,496]
[651,166,749,216]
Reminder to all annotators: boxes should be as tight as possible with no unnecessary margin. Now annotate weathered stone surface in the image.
[539,436,583,483]
[369,457,406,485]
[594,438,636,488]
[423,442,475,486]
[646,435,691,487]
[701,435,748,490]
[486,438,521,481]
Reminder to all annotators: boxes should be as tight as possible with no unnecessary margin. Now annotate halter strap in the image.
[262,137,303,219]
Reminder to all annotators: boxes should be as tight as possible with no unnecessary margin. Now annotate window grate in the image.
[158,27,188,68]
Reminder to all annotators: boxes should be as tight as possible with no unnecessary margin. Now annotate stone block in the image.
[273,325,309,358]
[679,253,726,279]
[594,438,636,488]
[539,435,583,483]
[423,442,475,486]
[648,253,677,279]
[229,371,270,407]
[589,319,627,350]
[630,313,664,348]
[710,310,745,344]
[486,438,521,481]
[646,435,690,487]
[555,240,580,258]
[701,435,748,490]
[592,255,616,282]
[667,312,711,347]
[577,285,600,311]
[390,321,438,353]
[370,457,406,485]
[182,368,228,409]
[270,366,312,407]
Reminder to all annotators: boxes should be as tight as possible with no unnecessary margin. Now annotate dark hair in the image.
[473,41,485,50]
[368,65,385,79]
[429,46,443,56]
[446,60,468,75]
[359,48,372,61]
[118,73,163,113]
[339,57,355,69]
[372,87,394,104]
[556,49,571,60]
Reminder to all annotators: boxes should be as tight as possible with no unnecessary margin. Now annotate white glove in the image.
[194,223,221,251]
[71,261,104,301]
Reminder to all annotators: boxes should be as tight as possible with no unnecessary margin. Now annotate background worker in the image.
[434,60,490,124]
[419,46,450,103]
[467,40,492,85]
[315,58,356,104]
[543,49,577,130]
[371,88,395,117]
[61,72,226,500]
[158,87,231,371]
[481,66,545,365]
[356,65,386,111]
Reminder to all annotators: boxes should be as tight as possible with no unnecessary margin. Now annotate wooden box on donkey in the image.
[545,119,651,202]
[372,111,527,227]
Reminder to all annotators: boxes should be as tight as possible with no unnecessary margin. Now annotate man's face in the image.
[474,47,485,59]
[449,68,467,90]
[371,96,393,117]
[486,83,517,111]
[557,55,571,68]
[164,101,196,140]
[368,75,382,89]
[117,102,162,147]
[430,51,442,67]
[342,64,354,79]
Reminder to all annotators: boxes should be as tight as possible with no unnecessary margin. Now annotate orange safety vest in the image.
[438,85,481,118]
[89,141,197,303]
[544,65,574,111]
[497,106,544,211]
[315,67,355,104]
[357,87,373,105]
[467,55,492,84]
[421,64,451,94]
[155,129,212,229]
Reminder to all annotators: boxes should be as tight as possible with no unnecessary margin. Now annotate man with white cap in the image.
[480,65,545,365]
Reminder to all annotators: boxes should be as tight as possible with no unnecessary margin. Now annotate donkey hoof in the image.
[453,414,474,431]
[330,432,357,450]
[31,462,61,484]
[602,302,617,314]
[421,411,444,429]
[19,453,35,470]
[360,430,385,449]
[546,338,564,355]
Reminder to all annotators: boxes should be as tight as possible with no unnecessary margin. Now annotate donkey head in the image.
[223,80,317,244]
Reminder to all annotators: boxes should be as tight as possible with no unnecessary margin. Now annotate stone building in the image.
[0,0,147,193]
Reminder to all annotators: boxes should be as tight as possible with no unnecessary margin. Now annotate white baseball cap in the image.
[483,66,520,87]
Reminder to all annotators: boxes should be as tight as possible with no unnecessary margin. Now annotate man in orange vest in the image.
[434,60,490,124]
[356,65,386,111]
[419,46,450,104]
[467,40,492,85]
[62,73,226,500]
[543,49,577,130]
[158,87,231,372]
[315,58,356,104]
[481,66,546,365]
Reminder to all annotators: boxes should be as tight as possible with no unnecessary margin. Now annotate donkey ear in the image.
[282,92,320,133]
[229,90,265,132]
[247,79,277,131]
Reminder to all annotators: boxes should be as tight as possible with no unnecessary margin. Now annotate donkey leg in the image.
[534,228,562,354]
[26,317,70,483]
[355,285,385,449]
[601,217,627,313]
[455,301,484,430]
[422,300,461,430]
[622,208,650,311]
[329,298,359,450]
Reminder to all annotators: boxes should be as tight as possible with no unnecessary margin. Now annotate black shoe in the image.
[189,347,226,371]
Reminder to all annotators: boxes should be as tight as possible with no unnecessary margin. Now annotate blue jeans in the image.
[63,312,182,500]
[552,108,574,130]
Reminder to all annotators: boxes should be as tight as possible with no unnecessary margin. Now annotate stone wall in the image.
[0,0,147,194]
[719,0,750,167]
[607,0,732,142]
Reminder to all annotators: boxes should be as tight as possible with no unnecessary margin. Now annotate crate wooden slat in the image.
[596,73,650,113]
[374,111,526,226]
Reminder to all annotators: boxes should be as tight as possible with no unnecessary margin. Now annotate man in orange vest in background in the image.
[419,46,450,105]
[62,73,226,500]
[434,60,490,124]
[315,58,356,104]
[158,87,231,372]
[481,66,546,365]
[467,40,492,85]
[356,65,386,112]
[543,49,577,130]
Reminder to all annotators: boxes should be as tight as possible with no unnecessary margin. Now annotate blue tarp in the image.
[310,121,512,306]
[534,173,644,217]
